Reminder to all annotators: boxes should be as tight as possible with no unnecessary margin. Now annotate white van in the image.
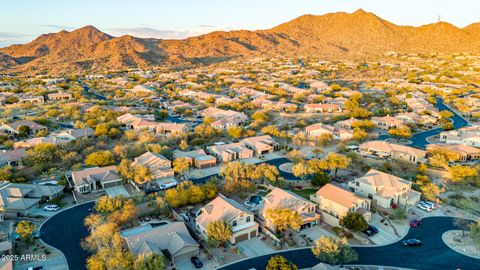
[159,180,179,190]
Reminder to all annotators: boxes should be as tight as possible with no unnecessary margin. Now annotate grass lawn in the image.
[290,188,317,199]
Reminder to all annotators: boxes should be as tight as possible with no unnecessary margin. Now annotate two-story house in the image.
[310,184,371,227]
[260,188,320,232]
[196,194,258,244]
[348,169,421,210]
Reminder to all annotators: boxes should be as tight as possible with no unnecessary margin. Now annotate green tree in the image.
[132,165,152,184]
[322,153,351,177]
[16,221,36,242]
[311,172,330,187]
[27,143,59,164]
[85,150,115,167]
[429,153,449,169]
[227,126,243,139]
[134,253,165,270]
[206,220,233,246]
[469,219,480,247]
[311,236,358,266]
[173,157,190,175]
[449,165,478,182]
[388,125,412,143]
[17,126,31,138]
[265,208,302,233]
[420,182,443,201]
[340,212,368,232]
[266,255,298,270]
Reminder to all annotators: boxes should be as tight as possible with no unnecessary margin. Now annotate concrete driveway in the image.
[236,238,275,258]
[104,186,130,197]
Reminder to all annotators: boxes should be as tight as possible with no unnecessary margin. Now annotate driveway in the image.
[40,202,95,270]
[219,216,480,270]
[104,186,130,197]
[236,238,275,258]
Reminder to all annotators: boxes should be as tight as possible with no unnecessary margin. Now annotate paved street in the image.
[40,202,95,270]
[220,216,480,270]
[378,98,469,149]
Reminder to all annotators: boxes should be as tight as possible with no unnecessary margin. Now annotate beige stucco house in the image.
[196,194,258,244]
[260,188,320,232]
[348,169,421,210]
[310,184,371,227]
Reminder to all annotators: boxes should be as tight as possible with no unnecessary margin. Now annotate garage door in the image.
[174,250,198,262]
[103,181,121,189]
[235,233,249,243]
[250,231,257,238]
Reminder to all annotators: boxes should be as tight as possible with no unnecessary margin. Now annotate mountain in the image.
[1,9,480,74]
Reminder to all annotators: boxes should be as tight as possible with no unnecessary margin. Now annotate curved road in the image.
[220,216,479,270]
[379,98,469,149]
[40,202,95,270]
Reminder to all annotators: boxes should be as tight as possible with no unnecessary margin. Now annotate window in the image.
[356,181,360,187]
[232,221,237,227]
[246,217,251,222]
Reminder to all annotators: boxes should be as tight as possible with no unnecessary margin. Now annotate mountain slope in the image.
[1,9,480,74]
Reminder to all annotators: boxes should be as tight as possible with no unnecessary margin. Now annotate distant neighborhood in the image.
[0,52,479,270]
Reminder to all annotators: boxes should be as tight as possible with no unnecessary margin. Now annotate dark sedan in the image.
[403,239,422,247]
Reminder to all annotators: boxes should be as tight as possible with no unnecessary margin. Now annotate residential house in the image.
[371,116,404,130]
[117,114,188,136]
[310,184,371,227]
[18,95,44,104]
[72,166,123,193]
[207,142,254,163]
[47,91,72,101]
[200,107,248,129]
[0,120,47,137]
[240,135,278,155]
[196,194,258,244]
[0,149,27,167]
[359,140,426,163]
[334,118,358,130]
[305,123,334,138]
[121,222,199,263]
[439,125,480,147]
[172,149,216,169]
[13,137,71,149]
[0,181,63,217]
[131,152,174,180]
[348,169,421,210]
[304,104,342,113]
[426,144,480,162]
[260,188,320,232]
[49,127,95,141]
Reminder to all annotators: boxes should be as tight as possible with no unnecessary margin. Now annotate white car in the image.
[417,203,432,212]
[422,201,437,209]
[159,181,179,191]
[43,205,60,212]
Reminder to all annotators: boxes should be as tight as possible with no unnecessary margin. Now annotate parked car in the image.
[410,220,422,228]
[403,239,422,247]
[417,203,432,212]
[422,201,437,209]
[363,225,379,236]
[191,256,203,268]
[159,181,179,191]
[43,204,60,212]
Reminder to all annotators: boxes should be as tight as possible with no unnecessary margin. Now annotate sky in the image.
[1,0,480,47]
